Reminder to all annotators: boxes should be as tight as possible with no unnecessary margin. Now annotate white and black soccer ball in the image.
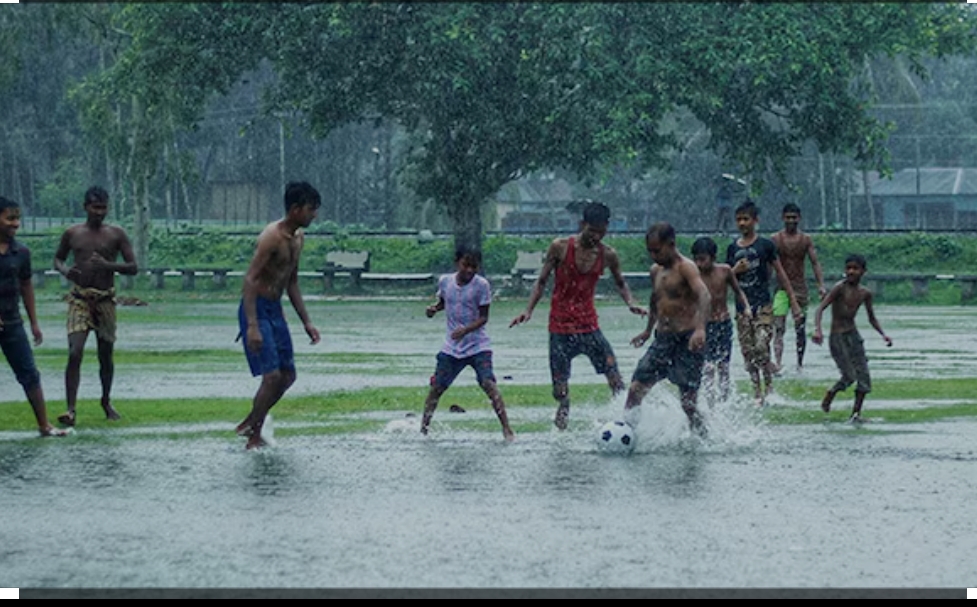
[596,420,635,454]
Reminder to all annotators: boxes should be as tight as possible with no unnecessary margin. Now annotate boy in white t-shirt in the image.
[421,246,514,441]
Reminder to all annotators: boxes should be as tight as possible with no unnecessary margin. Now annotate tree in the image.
[73,2,977,252]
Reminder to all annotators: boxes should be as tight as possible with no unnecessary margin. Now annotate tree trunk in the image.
[132,169,151,268]
[447,193,484,256]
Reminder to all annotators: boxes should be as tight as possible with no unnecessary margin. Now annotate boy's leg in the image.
[549,333,574,430]
[421,385,446,435]
[820,388,838,413]
[680,388,706,436]
[96,337,121,420]
[61,330,89,425]
[772,315,786,372]
[794,314,808,369]
[850,390,868,421]
[623,379,653,428]
[480,380,514,441]
[245,368,296,449]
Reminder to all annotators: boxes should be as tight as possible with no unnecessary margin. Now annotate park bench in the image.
[176,267,234,291]
[31,269,66,289]
[505,250,544,294]
[321,250,371,291]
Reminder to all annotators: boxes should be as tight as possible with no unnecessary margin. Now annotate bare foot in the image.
[554,404,569,430]
[103,403,121,421]
[246,434,267,450]
[57,411,76,427]
[40,426,69,437]
[503,429,515,442]
[236,417,254,437]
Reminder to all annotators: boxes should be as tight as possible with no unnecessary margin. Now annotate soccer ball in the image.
[596,420,635,454]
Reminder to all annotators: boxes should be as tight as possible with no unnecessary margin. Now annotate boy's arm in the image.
[452,304,490,341]
[727,266,752,316]
[19,277,42,345]
[862,291,892,347]
[604,247,647,317]
[811,283,839,344]
[286,265,320,345]
[426,295,445,318]
[631,265,659,347]
[510,239,560,327]
[807,236,827,299]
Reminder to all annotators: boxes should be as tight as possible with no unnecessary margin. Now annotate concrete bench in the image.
[507,250,544,293]
[321,251,371,291]
[361,272,435,288]
[176,268,234,291]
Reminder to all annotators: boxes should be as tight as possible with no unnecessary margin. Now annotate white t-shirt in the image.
[438,272,492,358]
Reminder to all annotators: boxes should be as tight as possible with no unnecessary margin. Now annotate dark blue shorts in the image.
[0,321,41,391]
[705,318,733,364]
[431,351,496,390]
[549,330,619,384]
[238,298,295,377]
[631,330,704,392]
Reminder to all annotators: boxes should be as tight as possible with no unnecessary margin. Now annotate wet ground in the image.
[1,300,976,590]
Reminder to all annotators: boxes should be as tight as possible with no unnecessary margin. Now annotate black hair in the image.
[645,221,675,243]
[691,236,718,258]
[85,186,108,205]
[284,181,322,212]
[782,202,801,215]
[0,196,19,215]
[845,254,867,270]
[581,200,611,226]
[454,245,482,265]
[735,199,758,218]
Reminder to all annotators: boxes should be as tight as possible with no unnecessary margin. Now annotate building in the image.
[861,167,977,230]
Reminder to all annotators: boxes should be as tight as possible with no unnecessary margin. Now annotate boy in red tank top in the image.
[510,201,646,430]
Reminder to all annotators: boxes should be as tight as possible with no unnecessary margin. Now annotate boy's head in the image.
[0,196,21,240]
[844,254,867,283]
[691,236,718,271]
[454,245,482,285]
[84,186,110,224]
[734,199,759,236]
[284,181,321,226]
[578,200,610,248]
[645,222,677,265]
[782,203,801,232]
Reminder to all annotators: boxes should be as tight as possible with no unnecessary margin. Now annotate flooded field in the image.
[1,299,976,592]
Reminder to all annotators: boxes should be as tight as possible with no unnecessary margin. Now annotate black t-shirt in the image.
[0,239,32,325]
[726,236,778,313]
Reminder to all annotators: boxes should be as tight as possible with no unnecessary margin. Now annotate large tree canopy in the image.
[75,2,977,251]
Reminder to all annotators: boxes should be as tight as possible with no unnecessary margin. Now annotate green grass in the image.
[3,378,976,439]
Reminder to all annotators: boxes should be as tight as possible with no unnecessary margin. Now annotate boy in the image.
[421,247,514,441]
[726,200,801,406]
[691,236,751,406]
[0,196,66,437]
[236,182,321,449]
[510,201,646,430]
[54,186,138,426]
[812,254,892,423]
[624,223,711,435]
[771,203,826,374]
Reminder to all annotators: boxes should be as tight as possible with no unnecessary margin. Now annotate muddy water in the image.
[1,302,976,589]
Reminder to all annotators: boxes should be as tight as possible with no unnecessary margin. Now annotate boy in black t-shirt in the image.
[726,200,801,406]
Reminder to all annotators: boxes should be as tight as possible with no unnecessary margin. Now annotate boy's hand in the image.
[882,335,892,347]
[630,330,651,348]
[811,330,823,345]
[425,305,438,318]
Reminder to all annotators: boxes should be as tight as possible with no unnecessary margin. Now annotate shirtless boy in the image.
[0,197,66,437]
[510,201,646,430]
[624,223,712,435]
[53,186,138,426]
[812,254,892,423]
[771,203,826,373]
[236,182,321,449]
[691,236,751,406]
[726,200,801,406]
[421,246,514,441]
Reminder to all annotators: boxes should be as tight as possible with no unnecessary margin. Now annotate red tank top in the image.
[549,237,604,334]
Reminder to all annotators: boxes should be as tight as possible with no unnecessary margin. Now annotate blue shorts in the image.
[431,351,496,390]
[238,298,295,377]
[0,321,41,391]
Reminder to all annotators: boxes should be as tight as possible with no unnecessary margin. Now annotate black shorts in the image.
[549,330,619,384]
[631,330,704,392]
